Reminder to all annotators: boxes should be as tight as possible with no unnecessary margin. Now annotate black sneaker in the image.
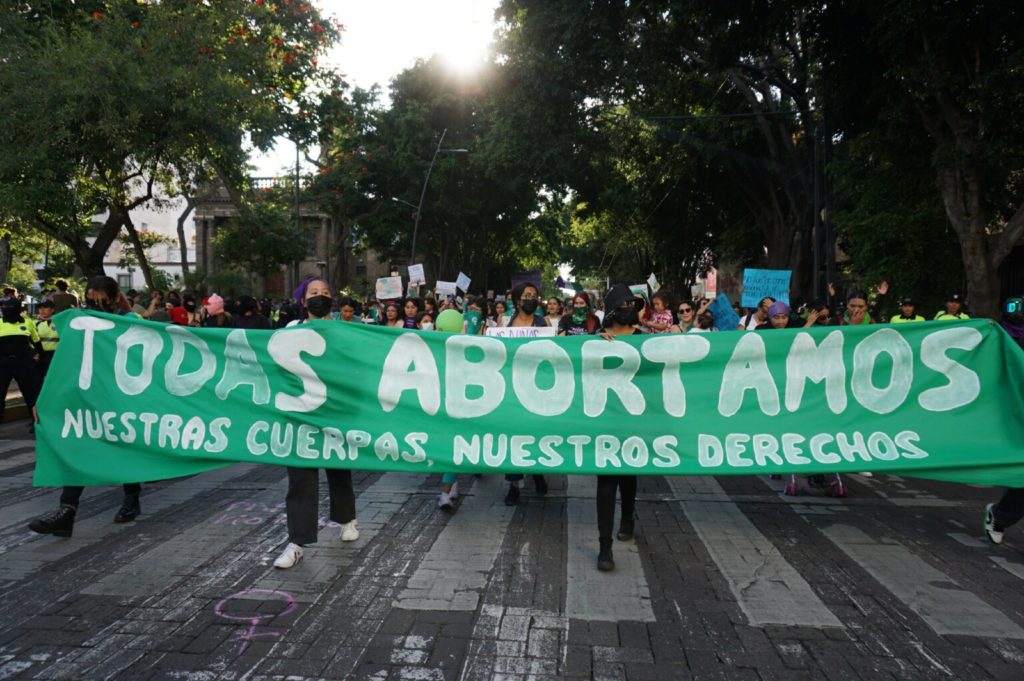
[533,475,548,496]
[597,542,615,571]
[114,494,141,523]
[985,503,1004,545]
[617,517,635,542]
[29,504,76,537]
[504,484,521,506]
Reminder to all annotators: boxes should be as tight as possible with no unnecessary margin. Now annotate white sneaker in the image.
[340,520,359,542]
[985,503,1004,545]
[859,472,874,477]
[273,542,303,569]
[438,492,453,511]
[449,481,459,501]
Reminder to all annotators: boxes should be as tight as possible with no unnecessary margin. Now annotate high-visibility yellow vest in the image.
[36,318,59,352]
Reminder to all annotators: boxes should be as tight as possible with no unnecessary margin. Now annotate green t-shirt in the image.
[464,310,483,335]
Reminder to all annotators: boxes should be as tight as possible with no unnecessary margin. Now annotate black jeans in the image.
[60,483,141,507]
[596,475,637,543]
[285,467,356,545]
[992,488,1024,530]
[0,354,39,422]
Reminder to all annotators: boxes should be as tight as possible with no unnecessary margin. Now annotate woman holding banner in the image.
[503,282,550,505]
[274,278,359,570]
[593,283,644,571]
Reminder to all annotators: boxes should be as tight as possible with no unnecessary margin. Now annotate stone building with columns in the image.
[193,177,389,298]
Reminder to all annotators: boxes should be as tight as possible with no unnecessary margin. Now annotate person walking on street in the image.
[985,296,1024,545]
[28,276,142,537]
[592,283,644,571]
[503,282,550,505]
[274,278,359,569]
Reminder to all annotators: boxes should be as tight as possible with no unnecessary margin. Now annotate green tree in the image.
[820,0,1024,316]
[0,0,340,278]
[212,201,308,277]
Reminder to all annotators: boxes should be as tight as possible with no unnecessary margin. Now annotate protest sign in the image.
[435,281,458,298]
[630,284,650,304]
[741,269,791,308]
[376,276,403,301]
[707,293,740,332]
[408,264,425,285]
[34,311,1024,488]
[706,268,718,297]
[647,273,660,292]
[456,272,472,292]
[485,326,557,338]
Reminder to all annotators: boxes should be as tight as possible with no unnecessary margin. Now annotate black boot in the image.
[597,539,615,572]
[617,515,635,542]
[533,475,548,496]
[504,484,521,506]
[29,504,76,537]
[114,494,141,523]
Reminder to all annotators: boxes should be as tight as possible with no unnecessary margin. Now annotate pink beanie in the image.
[204,294,225,316]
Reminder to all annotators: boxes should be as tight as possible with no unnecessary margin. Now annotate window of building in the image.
[117,274,132,290]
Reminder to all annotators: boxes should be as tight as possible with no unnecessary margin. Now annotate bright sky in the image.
[251,0,501,176]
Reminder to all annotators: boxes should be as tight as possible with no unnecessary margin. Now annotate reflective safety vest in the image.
[934,311,970,321]
[891,314,925,323]
[36,318,59,352]
[0,318,39,355]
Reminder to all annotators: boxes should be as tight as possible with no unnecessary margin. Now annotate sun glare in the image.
[435,9,493,75]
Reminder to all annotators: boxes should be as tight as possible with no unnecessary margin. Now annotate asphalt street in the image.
[0,419,1023,680]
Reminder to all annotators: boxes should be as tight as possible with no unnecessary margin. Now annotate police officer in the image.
[935,293,970,320]
[28,276,142,538]
[34,300,59,379]
[0,296,41,425]
[891,297,925,323]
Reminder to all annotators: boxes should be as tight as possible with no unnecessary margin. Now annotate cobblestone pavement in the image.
[1,420,1024,680]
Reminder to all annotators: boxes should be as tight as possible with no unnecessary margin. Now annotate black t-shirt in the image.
[559,315,597,335]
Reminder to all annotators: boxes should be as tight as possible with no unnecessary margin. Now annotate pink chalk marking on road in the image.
[213,588,298,655]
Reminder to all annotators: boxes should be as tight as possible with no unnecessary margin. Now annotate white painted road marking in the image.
[396,475,516,611]
[565,475,655,622]
[669,476,843,628]
[819,523,1024,639]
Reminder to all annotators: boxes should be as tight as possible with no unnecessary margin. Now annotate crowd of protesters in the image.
[4,272,1023,572]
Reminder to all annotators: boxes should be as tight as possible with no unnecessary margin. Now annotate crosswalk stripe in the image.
[565,475,655,622]
[668,476,843,628]
[819,522,1024,638]
[0,463,260,583]
[396,475,516,611]
[247,472,426,600]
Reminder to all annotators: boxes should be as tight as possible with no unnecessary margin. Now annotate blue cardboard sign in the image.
[741,269,791,308]
[707,293,740,332]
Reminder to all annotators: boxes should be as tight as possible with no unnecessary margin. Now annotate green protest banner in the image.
[33,311,1024,487]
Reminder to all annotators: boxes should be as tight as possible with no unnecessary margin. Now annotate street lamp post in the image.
[409,128,467,263]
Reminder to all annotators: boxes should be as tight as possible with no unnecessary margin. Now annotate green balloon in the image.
[436,309,464,333]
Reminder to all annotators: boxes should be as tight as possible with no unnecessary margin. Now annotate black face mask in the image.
[2,308,22,324]
[306,295,333,318]
[184,302,197,312]
[86,298,115,313]
[612,306,640,326]
[519,299,539,315]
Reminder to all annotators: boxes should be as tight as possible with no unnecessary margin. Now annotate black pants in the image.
[0,354,39,422]
[60,483,141,507]
[286,467,356,545]
[37,350,55,382]
[596,475,637,543]
[992,488,1024,530]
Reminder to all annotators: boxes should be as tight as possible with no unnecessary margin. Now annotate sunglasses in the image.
[679,307,692,313]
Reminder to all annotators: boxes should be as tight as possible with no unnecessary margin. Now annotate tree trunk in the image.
[177,196,196,277]
[122,212,156,290]
[0,234,10,286]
